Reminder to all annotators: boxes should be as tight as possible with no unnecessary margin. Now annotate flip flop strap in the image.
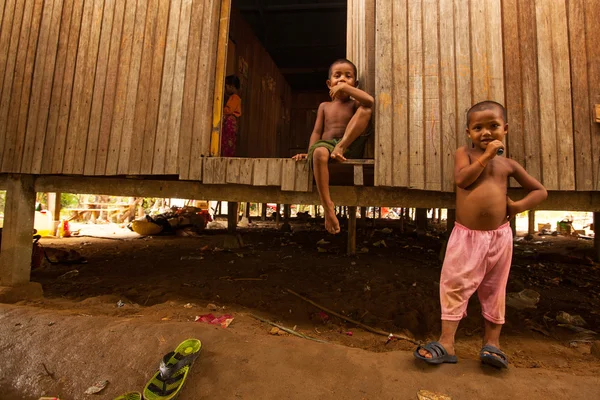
[420,342,447,358]
[159,351,198,379]
[481,345,506,360]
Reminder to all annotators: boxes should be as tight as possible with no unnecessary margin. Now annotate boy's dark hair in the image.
[328,58,358,79]
[466,101,507,126]
[225,75,240,90]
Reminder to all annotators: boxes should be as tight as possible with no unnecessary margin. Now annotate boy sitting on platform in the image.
[292,59,374,234]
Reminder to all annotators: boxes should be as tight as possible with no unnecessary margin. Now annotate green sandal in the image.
[113,392,142,400]
[142,339,202,400]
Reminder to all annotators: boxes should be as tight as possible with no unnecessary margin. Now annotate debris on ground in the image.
[506,289,540,310]
[591,341,600,359]
[269,327,287,336]
[316,239,330,245]
[556,311,587,327]
[195,314,234,328]
[57,270,79,280]
[116,300,125,308]
[84,380,108,395]
[373,240,387,248]
[417,389,452,400]
[207,303,218,311]
[129,206,212,236]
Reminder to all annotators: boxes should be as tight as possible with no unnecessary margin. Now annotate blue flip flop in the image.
[413,341,458,364]
[480,345,508,369]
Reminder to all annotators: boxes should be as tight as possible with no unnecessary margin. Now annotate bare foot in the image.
[324,204,341,234]
[418,340,455,359]
[330,143,347,162]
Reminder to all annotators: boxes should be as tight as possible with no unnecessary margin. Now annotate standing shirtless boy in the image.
[292,59,374,234]
[414,101,547,368]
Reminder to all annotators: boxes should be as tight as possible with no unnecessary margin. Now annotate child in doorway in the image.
[292,59,374,234]
[221,75,242,157]
[414,101,547,368]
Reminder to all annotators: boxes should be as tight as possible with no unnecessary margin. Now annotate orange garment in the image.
[224,94,242,117]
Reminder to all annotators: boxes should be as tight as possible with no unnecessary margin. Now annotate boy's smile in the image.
[466,108,507,151]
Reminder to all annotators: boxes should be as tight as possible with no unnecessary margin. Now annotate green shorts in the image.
[307,135,368,165]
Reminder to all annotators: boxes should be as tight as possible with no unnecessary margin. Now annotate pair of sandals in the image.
[114,339,202,400]
[413,341,508,369]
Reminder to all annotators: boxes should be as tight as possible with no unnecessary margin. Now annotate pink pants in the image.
[440,222,513,324]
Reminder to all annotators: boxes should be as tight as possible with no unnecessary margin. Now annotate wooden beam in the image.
[446,209,456,233]
[47,192,61,222]
[0,175,36,286]
[19,175,600,211]
[416,208,427,236]
[347,205,357,255]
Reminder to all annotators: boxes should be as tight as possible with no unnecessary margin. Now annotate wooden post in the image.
[399,207,405,233]
[594,212,599,262]
[245,202,250,218]
[227,201,238,233]
[283,204,291,220]
[348,206,357,255]
[528,210,535,234]
[446,209,456,233]
[510,218,517,237]
[0,175,36,286]
[416,208,427,235]
[275,204,281,228]
[260,203,266,220]
[359,206,367,227]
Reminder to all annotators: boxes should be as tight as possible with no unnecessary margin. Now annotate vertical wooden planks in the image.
[586,0,600,190]
[94,0,126,175]
[551,0,574,190]
[2,0,40,172]
[226,158,241,183]
[139,0,170,174]
[239,158,254,185]
[108,0,140,175]
[501,0,524,187]
[408,0,424,189]
[391,0,408,187]
[469,0,488,102]
[454,0,471,137]
[0,0,27,171]
[536,0,559,189]
[165,0,192,175]
[189,0,221,180]
[267,158,282,186]
[374,0,393,187]
[281,159,296,191]
[423,0,441,191]
[61,0,96,174]
[128,0,158,175]
[440,0,457,192]
[50,0,84,174]
[13,0,44,173]
[486,0,504,102]
[568,0,593,190]
[29,0,64,174]
[84,0,116,175]
[71,0,104,174]
[20,0,55,173]
[519,0,541,182]
[252,159,268,186]
[178,0,206,179]
[294,160,310,192]
[152,0,181,175]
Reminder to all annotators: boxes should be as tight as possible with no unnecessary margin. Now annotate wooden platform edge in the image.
[0,174,594,211]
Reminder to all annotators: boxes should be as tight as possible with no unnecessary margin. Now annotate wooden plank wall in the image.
[229,8,292,159]
[288,91,329,158]
[347,0,376,158]
[375,0,600,191]
[0,0,223,179]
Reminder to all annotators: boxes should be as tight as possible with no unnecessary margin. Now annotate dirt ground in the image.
[2,217,600,399]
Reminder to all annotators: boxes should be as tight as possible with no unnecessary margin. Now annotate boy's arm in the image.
[292,103,326,160]
[332,83,374,108]
[507,160,548,217]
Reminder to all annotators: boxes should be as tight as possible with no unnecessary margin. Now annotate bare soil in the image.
[1,218,599,399]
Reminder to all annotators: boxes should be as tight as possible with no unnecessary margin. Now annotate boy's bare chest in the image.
[324,102,355,123]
